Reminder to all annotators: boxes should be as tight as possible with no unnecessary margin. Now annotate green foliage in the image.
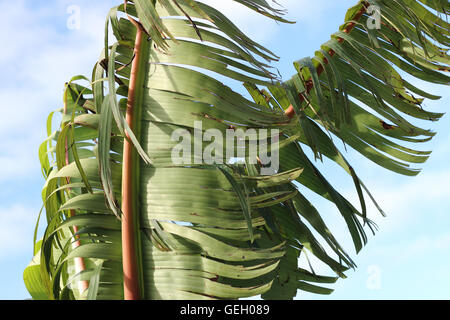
[25,0,449,300]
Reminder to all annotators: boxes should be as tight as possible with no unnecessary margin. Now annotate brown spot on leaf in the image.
[211,275,219,282]
[285,105,296,119]
[380,120,396,130]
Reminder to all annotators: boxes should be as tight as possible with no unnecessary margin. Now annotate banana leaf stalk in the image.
[121,15,146,300]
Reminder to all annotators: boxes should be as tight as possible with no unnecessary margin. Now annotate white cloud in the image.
[0,0,115,183]
[322,167,450,244]
[404,234,450,256]
[364,232,450,270]
[366,170,450,229]
[0,0,115,263]
[0,205,38,260]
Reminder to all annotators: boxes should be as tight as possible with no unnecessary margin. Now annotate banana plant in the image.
[23,0,449,300]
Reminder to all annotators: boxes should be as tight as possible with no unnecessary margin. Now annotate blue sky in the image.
[0,0,449,300]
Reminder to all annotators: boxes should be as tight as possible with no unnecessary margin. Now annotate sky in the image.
[0,0,449,300]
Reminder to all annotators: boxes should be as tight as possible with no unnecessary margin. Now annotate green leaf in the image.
[23,245,50,300]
